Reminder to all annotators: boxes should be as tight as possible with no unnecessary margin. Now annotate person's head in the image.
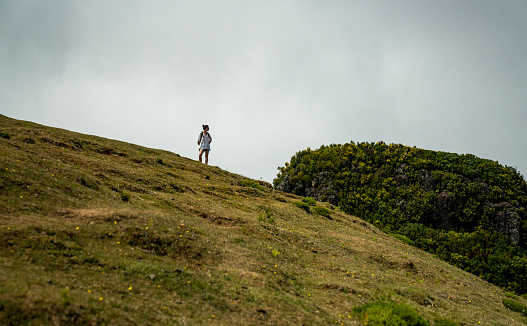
[202,124,209,131]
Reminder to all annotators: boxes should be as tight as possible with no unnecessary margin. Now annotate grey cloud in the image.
[1,0,526,181]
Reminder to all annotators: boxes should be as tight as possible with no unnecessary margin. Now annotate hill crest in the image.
[1,114,526,325]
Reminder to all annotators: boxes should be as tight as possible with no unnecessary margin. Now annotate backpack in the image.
[198,131,212,144]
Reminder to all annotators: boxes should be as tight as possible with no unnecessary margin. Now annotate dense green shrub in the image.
[389,233,415,246]
[274,142,527,294]
[293,201,310,213]
[503,298,527,315]
[0,132,11,139]
[313,205,332,219]
[353,301,429,326]
[274,142,526,238]
[398,223,428,241]
[302,197,317,206]
[240,180,265,191]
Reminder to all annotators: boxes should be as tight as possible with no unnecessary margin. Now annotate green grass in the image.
[434,317,461,326]
[0,114,524,325]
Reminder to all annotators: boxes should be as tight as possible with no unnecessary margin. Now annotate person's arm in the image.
[197,132,202,145]
[209,133,212,143]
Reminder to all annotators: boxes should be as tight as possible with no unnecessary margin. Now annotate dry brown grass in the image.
[1,114,527,325]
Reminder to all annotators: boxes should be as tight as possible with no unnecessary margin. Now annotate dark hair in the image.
[202,124,209,130]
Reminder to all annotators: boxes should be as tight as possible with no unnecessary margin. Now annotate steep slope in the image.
[1,115,526,325]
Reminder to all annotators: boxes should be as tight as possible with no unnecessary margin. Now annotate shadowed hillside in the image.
[1,114,527,325]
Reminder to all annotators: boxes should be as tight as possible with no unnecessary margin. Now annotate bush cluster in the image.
[302,197,317,206]
[293,201,310,212]
[353,301,429,326]
[240,180,265,192]
[275,141,527,293]
[293,197,332,218]
[502,298,527,315]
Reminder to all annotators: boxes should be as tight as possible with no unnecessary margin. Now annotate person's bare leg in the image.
[204,150,209,165]
[199,149,204,163]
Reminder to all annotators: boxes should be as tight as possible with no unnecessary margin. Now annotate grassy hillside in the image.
[274,142,527,294]
[1,115,527,325]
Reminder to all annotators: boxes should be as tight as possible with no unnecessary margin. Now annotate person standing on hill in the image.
[198,124,212,165]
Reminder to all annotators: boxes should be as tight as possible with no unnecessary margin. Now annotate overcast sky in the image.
[1,0,526,182]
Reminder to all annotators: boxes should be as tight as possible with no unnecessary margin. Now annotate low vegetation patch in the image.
[258,211,275,224]
[239,179,265,191]
[293,201,310,212]
[389,233,415,246]
[353,301,429,326]
[120,192,130,202]
[293,198,332,218]
[301,197,317,206]
[503,298,527,315]
[313,205,332,219]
